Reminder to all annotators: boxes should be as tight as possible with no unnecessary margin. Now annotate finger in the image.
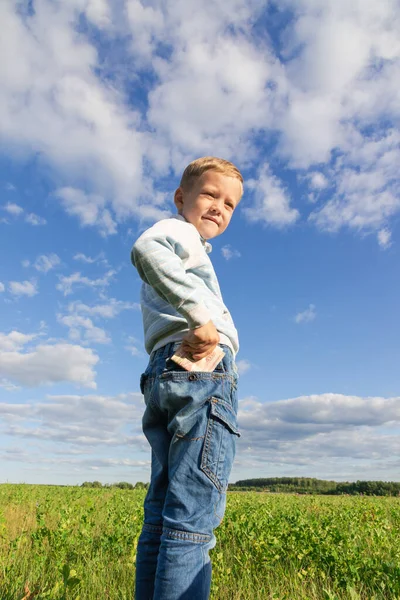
[192,345,218,360]
[182,341,212,352]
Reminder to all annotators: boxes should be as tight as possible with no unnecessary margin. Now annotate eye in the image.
[225,202,234,210]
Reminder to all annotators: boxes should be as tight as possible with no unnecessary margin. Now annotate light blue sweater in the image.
[131,215,239,356]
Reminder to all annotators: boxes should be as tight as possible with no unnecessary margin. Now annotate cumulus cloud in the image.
[55,188,117,236]
[294,304,316,324]
[1,0,400,240]
[67,298,139,318]
[0,0,151,228]
[243,164,300,228]
[377,228,392,249]
[308,172,328,191]
[0,331,37,352]
[0,342,98,388]
[9,280,38,297]
[33,254,61,273]
[0,282,4,293]
[236,359,251,375]
[1,202,46,226]
[234,393,400,479]
[309,129,400,234]
[56,296,139,345]
[0,378,20,392]
[56,270,115,296]
[25,213,47,226]
[1,392,146,448]
[125,335,142,357]
[58,314,111,345]
[73,252,109,266]
[221,245,241,260]
[3,202,23,216]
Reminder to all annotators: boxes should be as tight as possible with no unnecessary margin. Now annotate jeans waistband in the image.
[150,342,234,371]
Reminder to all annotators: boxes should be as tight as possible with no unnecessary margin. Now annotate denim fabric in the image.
[135,342,240,600]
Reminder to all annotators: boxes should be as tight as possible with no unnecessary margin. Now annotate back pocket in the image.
[200,397,240,492]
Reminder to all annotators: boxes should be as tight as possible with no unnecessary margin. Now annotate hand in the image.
[181,320,220,360]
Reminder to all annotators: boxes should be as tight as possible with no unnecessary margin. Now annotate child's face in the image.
[174,170,242,239]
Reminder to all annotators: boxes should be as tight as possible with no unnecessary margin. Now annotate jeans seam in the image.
[162,526,212,544]
[143,523,163,534]
[201,416,223,492]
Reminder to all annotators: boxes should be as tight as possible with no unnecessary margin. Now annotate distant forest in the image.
[230,477,400,496]
[79,478,400,496]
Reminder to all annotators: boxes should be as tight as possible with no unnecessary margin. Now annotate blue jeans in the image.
[135,342,240,600]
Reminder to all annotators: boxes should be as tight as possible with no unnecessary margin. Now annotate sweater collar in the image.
[172,214,212,254]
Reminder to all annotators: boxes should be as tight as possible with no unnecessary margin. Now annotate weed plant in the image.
[1,485,399,599]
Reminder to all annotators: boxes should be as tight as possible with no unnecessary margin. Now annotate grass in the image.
[1,485,400,599]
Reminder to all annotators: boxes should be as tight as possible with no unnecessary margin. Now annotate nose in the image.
[210,200,222,215]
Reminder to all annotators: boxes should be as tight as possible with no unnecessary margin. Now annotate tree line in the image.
[80,478,400,496]
[80,481,149,489]
[230,477,400,496]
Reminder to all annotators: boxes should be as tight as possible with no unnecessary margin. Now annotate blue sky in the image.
[1,0,400,485]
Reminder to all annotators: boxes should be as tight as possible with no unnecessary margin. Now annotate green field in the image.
[1,485,399,599]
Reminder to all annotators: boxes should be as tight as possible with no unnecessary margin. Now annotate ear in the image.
[174,187,184,212]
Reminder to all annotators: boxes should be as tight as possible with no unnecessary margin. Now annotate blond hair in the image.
[179,156,243,191]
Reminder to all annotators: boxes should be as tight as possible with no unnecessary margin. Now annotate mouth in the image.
[202,216,219,226]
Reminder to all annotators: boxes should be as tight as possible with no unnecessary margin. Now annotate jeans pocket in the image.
[200,397,240,492]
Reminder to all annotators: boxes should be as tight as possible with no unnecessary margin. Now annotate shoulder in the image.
[135,216,199,247]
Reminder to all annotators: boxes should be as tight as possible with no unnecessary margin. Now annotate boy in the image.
[131,157,243,600]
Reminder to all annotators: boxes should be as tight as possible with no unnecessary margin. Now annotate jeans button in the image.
[188,374,197,381]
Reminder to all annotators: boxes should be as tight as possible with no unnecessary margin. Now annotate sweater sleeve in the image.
[131,230,212,329]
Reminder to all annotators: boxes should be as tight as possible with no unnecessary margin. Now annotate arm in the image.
[132,230,219,359]
[132,232,212,329]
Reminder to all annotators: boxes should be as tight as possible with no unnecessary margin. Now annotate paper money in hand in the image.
[171,345,225,372]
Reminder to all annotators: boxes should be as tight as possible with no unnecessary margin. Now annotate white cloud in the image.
[1,392,145,447]
[33,254,61,273]
[0,342,98,388]
[294,304,316,324]
[221,245,241,261]
[0,282,4,293]
[125,344,141,357]
[238,393,400,441]
[233,392,400,480]
[25,213,47,226]
[243,164,300,228]
[125,335,142,357]
[0,378,20,391]
[0,0,399,242]
[58,314,111,345]
[74,253,97,264]
[0,331,37,352]
[55,188,117,236]
[377,228,392,249]
[5,183,16,191]
[278,0,400,165]
[1,202,47,226]
[237,359,251,375]
[308,172,328,190]
[310,129,400,234]
[0,1,151,228]
[73,252,109,265]
[9,280,38,297]
[85,0,112,29]
[56,270,115,296]
[3,202,23,216]
[67,298,139,318]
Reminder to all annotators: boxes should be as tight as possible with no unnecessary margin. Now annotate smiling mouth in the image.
[203,216,219,225]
